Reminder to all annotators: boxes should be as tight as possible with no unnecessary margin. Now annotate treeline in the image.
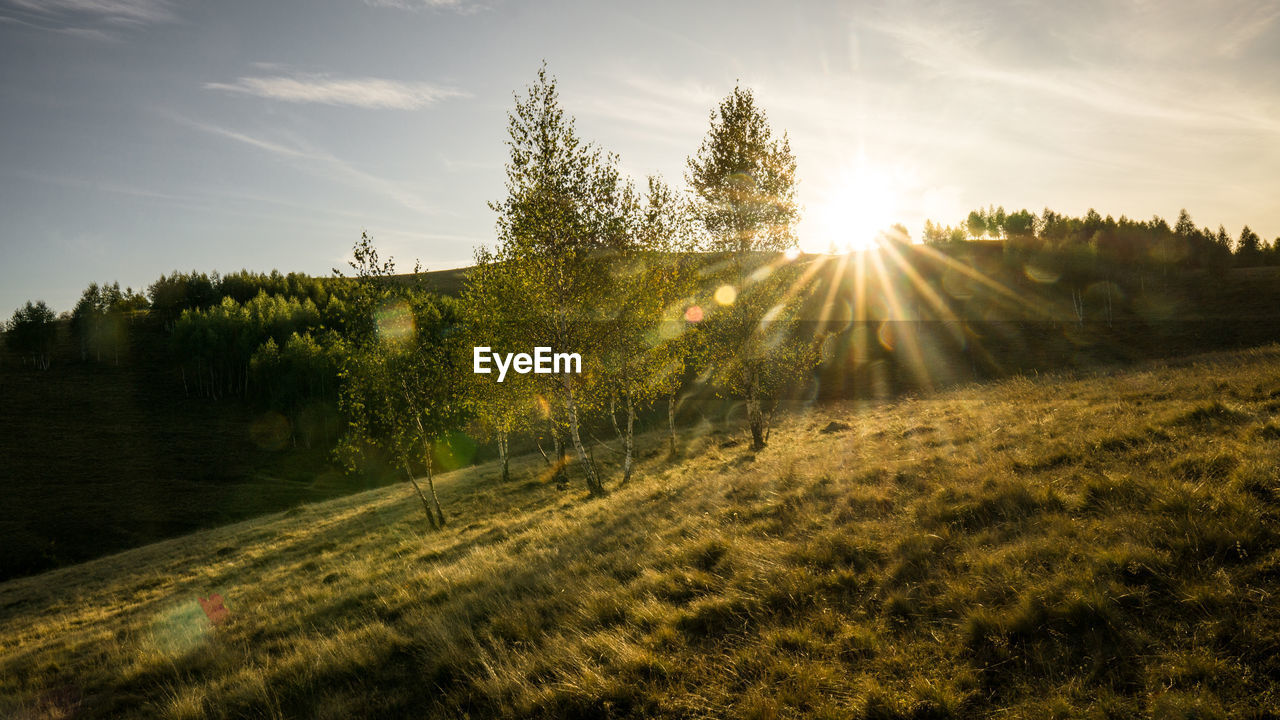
[924,206,1278,274]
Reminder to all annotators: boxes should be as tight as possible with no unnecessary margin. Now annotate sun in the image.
[805,159,904,254]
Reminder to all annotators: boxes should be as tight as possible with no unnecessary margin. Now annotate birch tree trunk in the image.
[746,378,766,451]
[621,394,635,484]
[667,394,677,457]
[402,455,439,530]
[564,380,604,495]
[423,448,446,527]
[497,430,510,483]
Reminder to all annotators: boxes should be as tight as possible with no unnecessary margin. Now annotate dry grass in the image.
[5,346,1280,718]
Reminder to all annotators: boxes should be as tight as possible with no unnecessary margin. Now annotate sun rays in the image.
[781,228,1044,399]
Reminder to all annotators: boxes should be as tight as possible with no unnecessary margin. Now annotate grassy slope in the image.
[4,347,1280,718]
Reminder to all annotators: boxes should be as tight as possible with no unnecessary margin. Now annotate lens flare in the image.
[375,300,415,343]
[249,411,291,451]
[714,285,737,306]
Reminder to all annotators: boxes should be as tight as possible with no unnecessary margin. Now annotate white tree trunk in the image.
[564,379,603,495]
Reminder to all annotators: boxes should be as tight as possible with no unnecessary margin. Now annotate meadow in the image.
[4,345,1280,718]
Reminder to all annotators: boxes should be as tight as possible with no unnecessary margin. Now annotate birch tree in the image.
[467,65,632,496]
[686,85,817,450]
[335,235,468,529]
[602,175,702,477]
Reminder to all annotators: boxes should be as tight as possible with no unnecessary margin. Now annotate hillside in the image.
[10,255,1280,582]
[4,346,1280,718]
[0,319,378,581]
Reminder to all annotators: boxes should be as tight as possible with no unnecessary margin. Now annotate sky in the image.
[2,0,1279,315]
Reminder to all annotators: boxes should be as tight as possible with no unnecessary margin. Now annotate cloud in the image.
[572,70,719,146]
[361,0,481,13]
[169,114,443,218]
[1,0,174,27]
[205,73,467,110]
[858,5,1280,136]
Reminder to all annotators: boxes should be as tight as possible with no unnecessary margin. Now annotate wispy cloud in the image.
[169,114,443,218]
[1,0,175,27]
[573,70,718,145]
[859,6,1280,136]
[361,0,481,13]
[204,72,467,110]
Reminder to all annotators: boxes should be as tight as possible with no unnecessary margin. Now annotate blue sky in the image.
[2,0,1279,315]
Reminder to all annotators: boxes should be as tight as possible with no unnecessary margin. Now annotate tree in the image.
[1215,225,1233,254]
[1173,208,1196,239]
[989,206,1008,238]
[4,301,57,370]
[600,175,701,480]
[1237,226,1263,267]
[687,85,818,450]
[465,65,632,496]
[71,281,142,364]
[1004,208,1036,240]
[687,86,798,255]
[336,234,467,529]
[966,209,988,240]
[460,261,538,484]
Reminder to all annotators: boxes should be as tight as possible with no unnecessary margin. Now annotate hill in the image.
[0,318,379,581]
[4,345,1280,718]
[11,252,1280,582]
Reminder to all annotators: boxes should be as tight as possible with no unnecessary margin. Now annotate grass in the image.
[4,346,1280,717]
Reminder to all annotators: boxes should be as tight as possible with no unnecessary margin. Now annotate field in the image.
[4,345,1280,718]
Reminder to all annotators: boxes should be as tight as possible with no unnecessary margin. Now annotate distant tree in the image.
[1081,208,1102,234]
[922,219,948,246]
[1215,225,1233,254]
[1148,214,1181,272]
[147,271,219,330]
[172,293,323,399]
[989,205,1008,238]
[1237,226,1264,267]
[1002,208,1038,253]
[250,330,345,448]
[1004,208,1036,239]
[1173,208,1196,238]
[687,85,818,450]
[71,281,142,364]
[1040,209,1067,244]
[966,209,987,240]
[5,301,57,370]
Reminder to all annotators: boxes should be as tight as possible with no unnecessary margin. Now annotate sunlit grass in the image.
[5,346,1280,717]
